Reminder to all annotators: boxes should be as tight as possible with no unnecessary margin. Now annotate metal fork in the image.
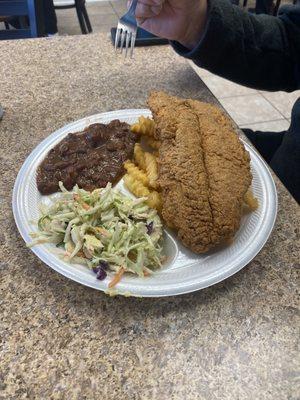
[115,0,138,57]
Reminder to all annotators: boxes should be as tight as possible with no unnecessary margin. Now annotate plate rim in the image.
[12,109,278,297]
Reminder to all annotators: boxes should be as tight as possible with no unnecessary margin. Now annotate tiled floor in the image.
[6,0,296,132]
[189,64,298,132]
[56,1,125,36]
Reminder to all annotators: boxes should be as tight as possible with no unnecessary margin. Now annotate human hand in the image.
[134,0,208,49]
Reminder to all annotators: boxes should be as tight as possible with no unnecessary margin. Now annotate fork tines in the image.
[115,24,137,58]
[114,0,138,58]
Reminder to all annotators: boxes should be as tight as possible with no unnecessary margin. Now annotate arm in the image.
[136,0,300,92]
[171,0,300,92]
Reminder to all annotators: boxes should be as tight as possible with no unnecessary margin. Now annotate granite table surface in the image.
[0,33,299,400]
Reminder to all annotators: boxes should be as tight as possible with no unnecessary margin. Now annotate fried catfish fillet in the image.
[148,91,252,253]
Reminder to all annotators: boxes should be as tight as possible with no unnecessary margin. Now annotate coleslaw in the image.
[29,182,164,285]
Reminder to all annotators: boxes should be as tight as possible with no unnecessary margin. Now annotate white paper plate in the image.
[13,109,277,297]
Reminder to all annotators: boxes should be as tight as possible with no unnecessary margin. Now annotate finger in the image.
[136,17,146,26]
[135,3,163,18]
[137,17,160,37]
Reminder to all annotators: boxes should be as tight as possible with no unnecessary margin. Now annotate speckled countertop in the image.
[0,34,299,400]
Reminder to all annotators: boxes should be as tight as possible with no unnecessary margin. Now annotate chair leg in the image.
[273,0,281,15]
[81,3,92,33]
[19,16,28,29]
[75,0,88,34]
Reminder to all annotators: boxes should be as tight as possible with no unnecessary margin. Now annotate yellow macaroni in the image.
[134,143,147,171]
[147,191,162,212]
[144,152,159,189]
[124,160,149,186]
[243,190,259,212]
[131,116,155,137]
[145,136,161,150]
[124,174,150,198]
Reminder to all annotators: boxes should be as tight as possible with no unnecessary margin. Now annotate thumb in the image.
[135,2,163,19]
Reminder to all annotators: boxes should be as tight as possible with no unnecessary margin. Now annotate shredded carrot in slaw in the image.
[73,194,90,210]
[82,202,90,210]
[108,267,125,288]
[95,227,110,237]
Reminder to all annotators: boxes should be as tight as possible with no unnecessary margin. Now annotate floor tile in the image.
[201,75,258,98]
[56,4,116,19]
[110,0,127,16]
[86,2,116,15]
[188,62,212,78]
[219,94,283,125]
[57,20,82,35]
[259,90,300,119]
[55,8,77,19]
[56,1,118,35]
[240,119,290,132]
[57,13,118,34]
[88,13,118,28]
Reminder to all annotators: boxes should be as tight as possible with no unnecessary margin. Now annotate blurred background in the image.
[0,0,298,135]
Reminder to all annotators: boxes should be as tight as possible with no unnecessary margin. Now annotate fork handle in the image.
[128,0,139,14]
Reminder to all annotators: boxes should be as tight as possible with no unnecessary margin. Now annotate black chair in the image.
[0,0,44,39]
[54,0,92,34]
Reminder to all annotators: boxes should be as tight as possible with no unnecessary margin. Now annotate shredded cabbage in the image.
[29,182,164,278]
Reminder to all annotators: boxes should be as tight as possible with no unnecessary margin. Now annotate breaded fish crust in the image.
[148,91,252,253]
